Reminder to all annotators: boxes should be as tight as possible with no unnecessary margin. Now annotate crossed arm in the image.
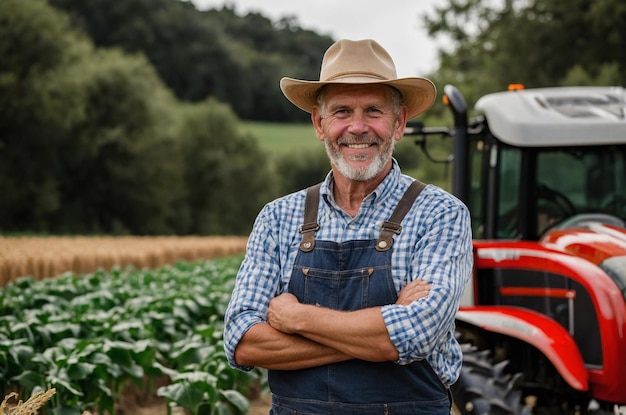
[233,278,431,370]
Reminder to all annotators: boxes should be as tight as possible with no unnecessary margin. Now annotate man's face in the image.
[312,84,406,182]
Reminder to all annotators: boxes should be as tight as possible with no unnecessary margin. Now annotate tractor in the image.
[405,85,626,414]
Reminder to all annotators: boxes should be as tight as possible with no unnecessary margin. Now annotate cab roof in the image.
[474,86,626,147]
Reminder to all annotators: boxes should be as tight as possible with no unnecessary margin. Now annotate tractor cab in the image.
[409,85,626,241]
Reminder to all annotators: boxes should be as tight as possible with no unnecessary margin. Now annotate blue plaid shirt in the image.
[223,160,473,386]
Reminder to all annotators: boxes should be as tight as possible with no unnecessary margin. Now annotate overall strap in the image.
[299,183,322,252]
[376,180,426,251]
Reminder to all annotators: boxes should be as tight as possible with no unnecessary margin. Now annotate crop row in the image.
[0,257,261,415]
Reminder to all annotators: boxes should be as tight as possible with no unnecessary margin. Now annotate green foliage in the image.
[0,0,277,236]
[393,139,422,172]
[0,0,85,230]
[422,0,626,106]
[0,257,260,415]
[54,49,183,235]
[0,0,178,234]
[48,0,333,122]
[275,149,330,194]
[177,100,278,235]
[561,63,623,86]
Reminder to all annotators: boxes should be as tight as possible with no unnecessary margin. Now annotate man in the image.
[223,39,473,414]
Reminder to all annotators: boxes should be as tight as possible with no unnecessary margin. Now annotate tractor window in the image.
[535,146,626,234]
[469,139,487,238]
[535,152,582,232]
[497,147,522,239]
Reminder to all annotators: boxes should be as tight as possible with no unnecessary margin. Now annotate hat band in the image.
[323,71,391,83]
[320,74,390,83]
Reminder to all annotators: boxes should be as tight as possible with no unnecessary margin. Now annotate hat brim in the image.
[280,76,437,120]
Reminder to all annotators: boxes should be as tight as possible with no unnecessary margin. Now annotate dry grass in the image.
[0,236,248,286]
[0,389,59,415]
[0,390,94,415]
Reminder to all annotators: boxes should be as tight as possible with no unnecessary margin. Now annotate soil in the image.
[113,395,271,415]
[114,394,271,415]
[112,378,272,415]
[249,394,273,415]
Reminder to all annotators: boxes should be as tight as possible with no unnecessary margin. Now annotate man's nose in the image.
[347,112,370,134]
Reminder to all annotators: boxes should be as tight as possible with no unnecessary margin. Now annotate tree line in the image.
[0,0,323,235]
[48,0,335,123]
[422,0,625,112]
[48,0,625,122]
[2,0,624,236]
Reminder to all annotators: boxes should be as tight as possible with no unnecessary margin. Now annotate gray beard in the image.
[325,136,395,181]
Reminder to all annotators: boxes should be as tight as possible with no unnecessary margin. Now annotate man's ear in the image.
[311,107,325,142]
[394,106,408,141]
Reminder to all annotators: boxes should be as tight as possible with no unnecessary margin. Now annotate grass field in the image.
[240,121,322,156]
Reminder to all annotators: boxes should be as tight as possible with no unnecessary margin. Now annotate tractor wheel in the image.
[451,344,524,415]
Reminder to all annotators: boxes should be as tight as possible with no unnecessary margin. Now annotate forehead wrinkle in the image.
[327,96,391,112]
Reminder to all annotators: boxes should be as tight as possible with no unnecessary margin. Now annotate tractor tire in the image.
[451,344,524,415]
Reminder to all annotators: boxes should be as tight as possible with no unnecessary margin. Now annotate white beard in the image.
[325,135,395,181]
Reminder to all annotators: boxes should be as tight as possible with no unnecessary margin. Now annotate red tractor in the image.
[406,85,626,414]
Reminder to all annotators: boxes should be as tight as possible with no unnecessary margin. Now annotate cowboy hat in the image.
[280,39,436,120]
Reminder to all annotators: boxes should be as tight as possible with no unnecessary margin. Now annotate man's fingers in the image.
[396,279,432,305]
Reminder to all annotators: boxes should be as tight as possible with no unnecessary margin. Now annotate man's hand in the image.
[396,279,431,306]
[267,293,302,334]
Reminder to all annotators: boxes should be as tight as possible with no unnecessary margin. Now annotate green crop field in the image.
[0,256,260,414]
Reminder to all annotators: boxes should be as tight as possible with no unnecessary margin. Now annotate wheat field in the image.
[0,236,248,286]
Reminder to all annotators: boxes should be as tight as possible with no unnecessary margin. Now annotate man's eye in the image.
[366,108,383,116]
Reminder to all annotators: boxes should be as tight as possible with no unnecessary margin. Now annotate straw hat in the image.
[280,39,436,119]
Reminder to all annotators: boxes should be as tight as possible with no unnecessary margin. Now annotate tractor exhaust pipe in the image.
[443,84,470,205]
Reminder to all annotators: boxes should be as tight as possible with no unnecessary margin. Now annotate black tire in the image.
[451,344,524,415]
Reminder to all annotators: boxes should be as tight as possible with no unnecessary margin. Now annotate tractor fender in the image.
[456,306,588,391]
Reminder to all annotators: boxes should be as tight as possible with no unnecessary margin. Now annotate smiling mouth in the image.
[346,143,373,149]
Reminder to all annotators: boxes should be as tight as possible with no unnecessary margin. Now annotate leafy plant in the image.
[0,256,262,414]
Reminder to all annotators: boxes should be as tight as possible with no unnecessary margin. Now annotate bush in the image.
[275,149,330,195]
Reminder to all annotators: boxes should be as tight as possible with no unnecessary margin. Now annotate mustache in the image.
[337,135,382,145]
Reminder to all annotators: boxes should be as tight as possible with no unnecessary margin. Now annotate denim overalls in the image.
[268,181,450,415]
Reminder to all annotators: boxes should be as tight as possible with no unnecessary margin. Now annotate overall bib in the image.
[268,181,450,415]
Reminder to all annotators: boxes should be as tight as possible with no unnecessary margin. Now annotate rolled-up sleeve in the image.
[381,202,473,380]
[223,209,281,371]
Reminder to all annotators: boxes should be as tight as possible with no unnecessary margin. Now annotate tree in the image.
[178,99,277,235]
[0,0,89,230]
[422,0,626,104]
[50,50,184,234]
[0,0,184,233]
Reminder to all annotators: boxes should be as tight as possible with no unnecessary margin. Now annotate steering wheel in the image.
[536,183,577,217]
[536,183,577,234]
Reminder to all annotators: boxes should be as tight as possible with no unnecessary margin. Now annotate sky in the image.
[190,0,447,77]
